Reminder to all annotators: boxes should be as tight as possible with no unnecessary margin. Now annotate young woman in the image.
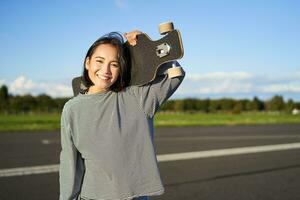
[59,31,185,200]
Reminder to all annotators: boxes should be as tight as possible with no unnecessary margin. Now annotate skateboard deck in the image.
[124,29,184,86]
[72,77,83,96]
[72,22,184,96]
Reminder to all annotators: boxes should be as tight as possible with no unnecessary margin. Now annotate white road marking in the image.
[41,139,60,144]
[1,142,300,177]
[0,164,59,177]
[157,142,300,162]
[42,139,51,144]
[156,135,300,141]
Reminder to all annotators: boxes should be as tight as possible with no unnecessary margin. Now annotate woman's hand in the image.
[124,30,142,46]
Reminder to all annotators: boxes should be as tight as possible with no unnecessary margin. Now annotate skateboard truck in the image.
[158,22,184,78]
[156,22,173,58]
[156,43,171,58]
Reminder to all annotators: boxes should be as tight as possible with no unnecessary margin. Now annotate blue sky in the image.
[1,0,300,101]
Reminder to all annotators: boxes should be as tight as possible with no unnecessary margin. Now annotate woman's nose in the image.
[101,63,111,74]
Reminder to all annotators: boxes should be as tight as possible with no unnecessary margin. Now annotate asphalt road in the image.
[0,124,300,200]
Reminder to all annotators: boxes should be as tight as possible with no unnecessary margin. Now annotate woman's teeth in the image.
[96,74,111,80]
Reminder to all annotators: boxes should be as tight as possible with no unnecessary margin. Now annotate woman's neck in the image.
[87,86,109,95]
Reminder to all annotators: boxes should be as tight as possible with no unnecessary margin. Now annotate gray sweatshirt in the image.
[59,62,185,200]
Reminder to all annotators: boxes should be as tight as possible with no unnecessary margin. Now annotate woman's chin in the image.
[92,78,116,91]
[94,82,111,91]
[97,78,112,84]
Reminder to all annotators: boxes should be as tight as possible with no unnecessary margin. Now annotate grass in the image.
[0,111,299,132]
[154,111,300,127]
[0,113,61,132]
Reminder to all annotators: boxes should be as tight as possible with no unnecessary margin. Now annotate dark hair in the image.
[80,32,130,93]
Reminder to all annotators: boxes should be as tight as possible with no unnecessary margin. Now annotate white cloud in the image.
[259,83,300,93]
[180,71,254,95]
[176,71,300,100]
[0,79,6,86]
[4,75,73,97]
[10,76,36,91]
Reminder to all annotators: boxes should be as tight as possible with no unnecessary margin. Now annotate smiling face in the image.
[85,43,120,94]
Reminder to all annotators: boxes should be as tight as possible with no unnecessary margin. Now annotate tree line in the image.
[0,85,68,114]
[160,96,300,114]
[0,85,299,114]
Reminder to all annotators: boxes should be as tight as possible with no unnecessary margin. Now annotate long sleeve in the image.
[59,108,85,200]
[129,61,185,118]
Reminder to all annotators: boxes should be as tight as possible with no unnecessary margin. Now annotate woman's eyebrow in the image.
[95,56,119,63]
[95,56,104,59]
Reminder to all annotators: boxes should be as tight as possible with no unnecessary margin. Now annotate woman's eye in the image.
[111,64,119,68]
[96,60,103,64]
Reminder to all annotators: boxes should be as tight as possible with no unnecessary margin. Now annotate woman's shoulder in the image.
[62,96,81,114]
[119,85,147,98]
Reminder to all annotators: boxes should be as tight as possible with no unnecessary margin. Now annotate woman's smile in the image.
[96,72,112,81]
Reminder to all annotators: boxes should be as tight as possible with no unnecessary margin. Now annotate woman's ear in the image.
[85,57,90,70]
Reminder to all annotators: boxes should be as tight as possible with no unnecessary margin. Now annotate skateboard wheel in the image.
[159,22,174,35]
[167,66,184,78]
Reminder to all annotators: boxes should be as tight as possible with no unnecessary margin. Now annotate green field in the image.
[0,112,299,132]
[155,111,300,126]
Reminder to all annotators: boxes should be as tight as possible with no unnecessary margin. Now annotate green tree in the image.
[197,98,210,113]
[54,97,70,112]
[265,95,285,111]
[0,85,9,113]
[183,98,197,111]
[160,100,175,111]
[285,99,295,113]
[0,85,8,100]
[232,101,243,114]
[250,96,264,111]
[219,98,235,111]
[295,102,300,109]
[209,100,221,112]
[36,94,56,113]
[174,100,185,112]
[238,99,251,111]
[9,94,37,114]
